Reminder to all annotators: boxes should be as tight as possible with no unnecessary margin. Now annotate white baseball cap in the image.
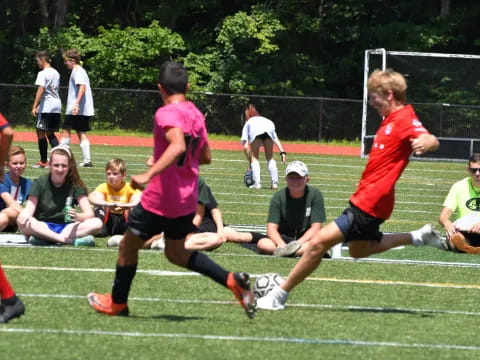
[285,161,309,177]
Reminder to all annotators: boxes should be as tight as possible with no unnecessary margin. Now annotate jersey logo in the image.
[412,119,422,127]
[465,198,480,211]
[385,123,393,135]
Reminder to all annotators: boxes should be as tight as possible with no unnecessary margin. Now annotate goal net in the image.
[361,49,480,161]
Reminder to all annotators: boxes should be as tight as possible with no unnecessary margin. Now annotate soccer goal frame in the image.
[361,49,480,161]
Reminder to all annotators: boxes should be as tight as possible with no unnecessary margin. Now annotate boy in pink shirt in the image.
[88,62,256,318]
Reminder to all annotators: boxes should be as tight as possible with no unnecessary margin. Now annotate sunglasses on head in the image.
[469,167,480,174]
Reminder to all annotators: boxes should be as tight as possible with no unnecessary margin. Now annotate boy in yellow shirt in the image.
[89,159,142,238]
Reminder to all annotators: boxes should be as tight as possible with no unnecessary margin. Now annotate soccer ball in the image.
[253,273,284,299]
[243,169,255,187]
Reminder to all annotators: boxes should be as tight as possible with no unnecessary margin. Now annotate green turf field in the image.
[1,142,479,359]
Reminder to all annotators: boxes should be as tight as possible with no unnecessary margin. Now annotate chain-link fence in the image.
[0,83,362,141]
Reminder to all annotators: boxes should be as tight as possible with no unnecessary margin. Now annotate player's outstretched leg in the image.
[411,224,446,249]
[226,272,256,318]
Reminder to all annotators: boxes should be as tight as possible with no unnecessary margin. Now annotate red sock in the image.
[0,265,15,300]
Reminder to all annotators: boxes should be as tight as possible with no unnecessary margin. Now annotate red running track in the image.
[13,131,359,156]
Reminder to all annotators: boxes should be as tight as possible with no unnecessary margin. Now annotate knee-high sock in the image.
[187,251,229,286]
[268,159,278,184]
[60,137,71,145]
[38,137,48,163]
[80,140,91,162]
[0,265,15,300]
[251,160,261,185]
[47,133,59,148]
[112,264,137,304]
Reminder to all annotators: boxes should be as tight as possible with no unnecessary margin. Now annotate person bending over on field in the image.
[257,161,327,258]
[240,104,286,190]
[17,145,102,246]
[0,146,32,232]
[439,153,480,254]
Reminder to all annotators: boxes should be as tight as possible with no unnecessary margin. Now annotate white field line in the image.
[1,326,479,351]
[16,292,480,318]
[4,264,480,290]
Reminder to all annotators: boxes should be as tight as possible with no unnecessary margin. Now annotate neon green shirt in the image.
[443,177,480,219]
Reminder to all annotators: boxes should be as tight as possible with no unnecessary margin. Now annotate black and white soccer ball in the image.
[243,169,255,187]
[253,273,284,299]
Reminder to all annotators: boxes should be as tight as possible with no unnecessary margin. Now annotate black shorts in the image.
[461,231,480,247]
[334,203,384,243]
[63,115,92,132]
[255,132,271,141]
[95,207,128,237]
[197,217,218,233]
[36,113,61,131]
[127,202,196,240]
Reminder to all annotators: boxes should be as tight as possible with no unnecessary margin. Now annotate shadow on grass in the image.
[129,314,204,322]
[347,308,433,317]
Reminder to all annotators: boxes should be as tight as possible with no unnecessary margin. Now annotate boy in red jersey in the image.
[87,62,256,318]
[0,112,25,323]
[257,69,443,310]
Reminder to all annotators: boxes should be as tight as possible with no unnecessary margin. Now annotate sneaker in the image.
[0,296,25,323]
[79,161,93,167]
[271,182,278,190]
[150,235,165,250]
[273,240,301,257]
[256,286,287,311]
[74,235,95,247]
[411,224,446,249]
[87,292,129,316]
[28,236,53,246]
[31,161,49,169]
[107,235,123,247]
[249,183,261,189]
[226,272,256,319]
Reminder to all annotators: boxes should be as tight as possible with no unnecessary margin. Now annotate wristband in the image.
[73,103,80,108]
[280,151,287,156]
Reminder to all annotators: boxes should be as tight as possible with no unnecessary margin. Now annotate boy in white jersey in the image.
[61,49,94,167]
[31,50,61,168]
[88,61,256,319]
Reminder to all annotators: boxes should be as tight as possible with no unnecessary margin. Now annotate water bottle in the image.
[64,195,73,223]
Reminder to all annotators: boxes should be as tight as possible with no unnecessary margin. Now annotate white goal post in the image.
[361,49,480,161]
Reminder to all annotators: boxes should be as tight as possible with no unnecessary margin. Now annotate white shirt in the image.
[66,65,94,116]
[35,67,61,114]
[240,116,278,144]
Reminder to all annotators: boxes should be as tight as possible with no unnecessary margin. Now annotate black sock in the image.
[250,232,265,244]
[2,294,18,305]
[38,138,48,163]
[48,134,59,148]
[187,251,229,287]
[112,264,137,304]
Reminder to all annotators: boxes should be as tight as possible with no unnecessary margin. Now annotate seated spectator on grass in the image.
[88,159,142,240]
[17,145,102,246]
[258,161,327,257]
[439,153,480,254]
[0,146,32,233]
[110,176,267,250]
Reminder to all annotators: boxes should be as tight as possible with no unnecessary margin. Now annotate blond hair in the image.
[367,69,407,104]
[105,158,127,174]
[8,145,26,159]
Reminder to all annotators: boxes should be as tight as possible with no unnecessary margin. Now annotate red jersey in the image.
[0,112,9,129]
[350,105,429,219]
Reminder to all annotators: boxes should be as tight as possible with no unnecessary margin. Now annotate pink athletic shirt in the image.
[350,105,430,219]
[141,101,208,218]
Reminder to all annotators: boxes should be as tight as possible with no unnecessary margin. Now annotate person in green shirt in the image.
[439,153,480,254]
[260,161,326,257]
